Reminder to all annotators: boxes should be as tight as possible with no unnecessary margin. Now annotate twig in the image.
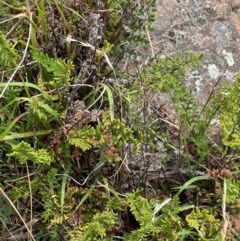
[145,25,155,58]
[221,178,229,240]
[0,188,36,241]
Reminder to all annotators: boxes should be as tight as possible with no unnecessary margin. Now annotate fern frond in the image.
[67,125,96,151]
[127,189,153,224]
[160,51,204,79]
[220,73,240,150]
[83,211,116,240]
[0,31,18,69]
[31,51,74,87]
[69,211,116,241]
[186,208,221,240]
[8,141,53,164]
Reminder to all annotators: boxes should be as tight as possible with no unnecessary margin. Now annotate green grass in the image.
[0,0,240,240]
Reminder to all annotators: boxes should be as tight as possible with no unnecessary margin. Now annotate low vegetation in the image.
[0,0,240,240]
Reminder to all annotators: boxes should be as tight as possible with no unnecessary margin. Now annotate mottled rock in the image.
[151,0,240,106]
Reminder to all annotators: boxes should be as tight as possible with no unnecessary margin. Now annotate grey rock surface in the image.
[151,0,240,105]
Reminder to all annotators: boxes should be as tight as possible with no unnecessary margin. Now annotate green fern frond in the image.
[150,51,204,82]
[96,113,139,152]
[186,208,221,240]
[28,97,60,122]
[8,141,53,165]
[158,213,182,240]
[31,51,74,87]
[83,211,116,240]
[27,97,48,121]
[219,73,240,150]
[0,31,18,69]
[69,211,116,241]
[127,189,153,224]
[126,190,161,240]
[67,125,96,151]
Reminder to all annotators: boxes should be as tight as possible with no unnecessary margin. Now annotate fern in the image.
[25,99,63,132]
[126,190,169,240]
[173,85,210,161]
[186,207,221,240]
[84,211,116,240]
[31,51,74,88]
[95,113,139,162]
[146,51,204,87]
[69,211,116,241]
[127,190,153,225]
[8,141,53,165]
[157,214,182,241]
[67,125,96,151]
[27,97,49,121]
[126,191,183,241]
[0,31,18,70]
[219,73,240,151]
[127,51,209,164]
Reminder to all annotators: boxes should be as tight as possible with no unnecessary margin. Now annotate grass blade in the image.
[100,83,114,121]
[0,82,41,91]
[175,175,209,197]
[0,112,28,141]
[1,130,53,141]
[60,164,72,215]
[73,183,95,214]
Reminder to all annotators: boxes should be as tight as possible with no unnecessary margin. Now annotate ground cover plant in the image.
[1,0,240,240]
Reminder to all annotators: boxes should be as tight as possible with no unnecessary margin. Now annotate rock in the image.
[151,0,240,106]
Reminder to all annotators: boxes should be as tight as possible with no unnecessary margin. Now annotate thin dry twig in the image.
[221,178,229,240]
[0,188,36,241]
[145,25,155,58]
[26,162,33,237]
